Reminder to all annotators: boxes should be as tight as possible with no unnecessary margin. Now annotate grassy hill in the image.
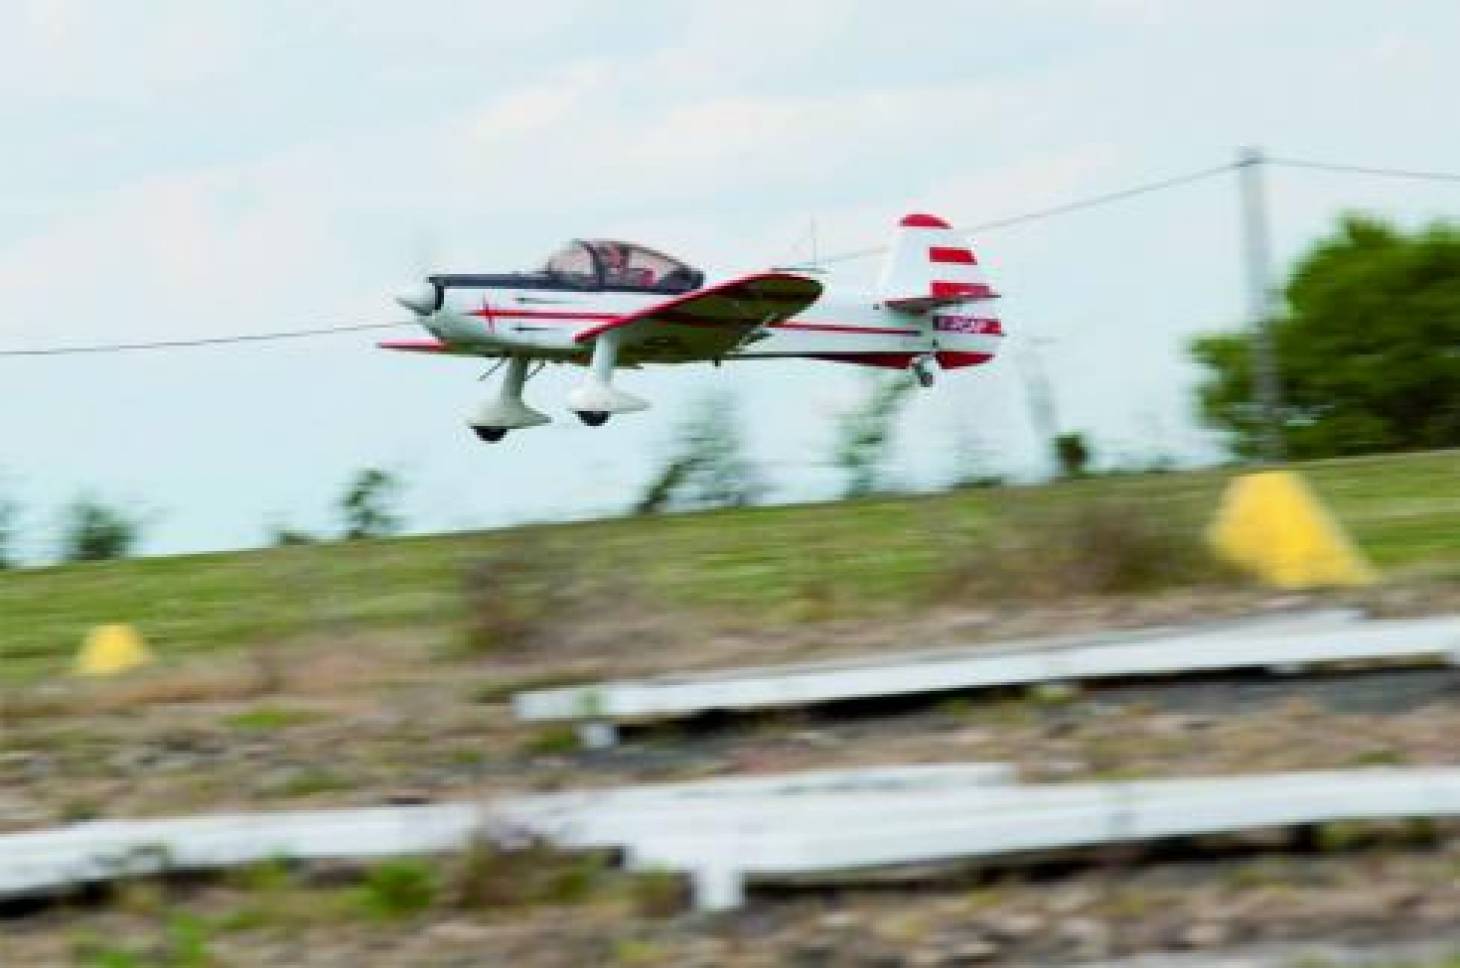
[2,450,1457,685]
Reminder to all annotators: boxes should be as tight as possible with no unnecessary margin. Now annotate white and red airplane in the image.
[383,213,1004,442]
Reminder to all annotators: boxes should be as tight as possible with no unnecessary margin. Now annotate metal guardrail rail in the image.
[3,765,1458,912]
[0,764,1009,902]
[512,611,1460,737]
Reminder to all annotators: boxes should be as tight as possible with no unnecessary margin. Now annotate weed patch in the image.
[937,493,1233,601]
[223,705,324,731]
[354,859,438,919]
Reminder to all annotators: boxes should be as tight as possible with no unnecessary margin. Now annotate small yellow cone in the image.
[75,624,153,676]
[1207,470,1377,589]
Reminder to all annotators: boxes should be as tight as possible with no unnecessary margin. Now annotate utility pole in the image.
[1236,146,1286,462]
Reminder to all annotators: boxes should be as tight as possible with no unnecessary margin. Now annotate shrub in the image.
[635,391,763,514]
[833,373,916,498]
[627,868,687,918]
[356,859,438,919]
[74,914,215,968]
[460,541,573,654]
[339,468,403,540]
[938,493,1226,601]
[523,726,581,756]
[448,837,609,909]
[60,496,142,562]
[1054,432,1092,478]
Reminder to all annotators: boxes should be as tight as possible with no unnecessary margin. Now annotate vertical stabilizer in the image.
[877,213,996,311]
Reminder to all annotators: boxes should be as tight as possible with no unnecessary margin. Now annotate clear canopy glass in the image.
[540,240,700,292]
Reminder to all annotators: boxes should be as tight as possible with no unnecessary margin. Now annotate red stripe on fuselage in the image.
[935,351,994,369]
[469,308,617,321]
[806,352,918,369]
[469,306,920,337]
[774,321,921,336]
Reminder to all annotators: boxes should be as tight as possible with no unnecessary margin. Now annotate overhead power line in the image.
[0,321,409,358]
[1268,157,1460,184]
[963,162,1242,234]
[4,152,1460,358]
[816,161,1241,264]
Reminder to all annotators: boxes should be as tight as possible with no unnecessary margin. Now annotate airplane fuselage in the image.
[421,280,1002,370]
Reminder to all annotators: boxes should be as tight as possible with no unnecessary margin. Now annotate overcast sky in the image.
[0,1,1456,561]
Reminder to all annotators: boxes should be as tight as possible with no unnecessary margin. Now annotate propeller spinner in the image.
[394,281,439,315]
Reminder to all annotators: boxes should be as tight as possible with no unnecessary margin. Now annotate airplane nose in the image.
[394,283,438,315]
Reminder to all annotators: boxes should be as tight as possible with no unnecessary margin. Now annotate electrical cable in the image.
[0,321,410,357]
[5,154,1459,356]
[1268,156,1460,184]
[815,161,1240,265]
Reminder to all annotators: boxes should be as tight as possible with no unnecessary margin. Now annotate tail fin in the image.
[877,213,997,312]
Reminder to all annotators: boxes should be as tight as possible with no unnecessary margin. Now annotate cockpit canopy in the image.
[428,239,705,299]
[541,240,704,294]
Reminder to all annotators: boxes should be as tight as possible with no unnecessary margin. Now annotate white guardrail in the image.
[4,765,1459,912]
[512,610,1460,734]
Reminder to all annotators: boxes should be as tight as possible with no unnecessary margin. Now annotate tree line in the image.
[0,469,404,568]
[2,212,1449,566]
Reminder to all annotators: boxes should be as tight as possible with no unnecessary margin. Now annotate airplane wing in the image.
[573,272,823,358]
[377,339,480,356]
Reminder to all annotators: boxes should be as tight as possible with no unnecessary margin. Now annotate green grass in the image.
[223,705,325,731]
[2,450,1457,685]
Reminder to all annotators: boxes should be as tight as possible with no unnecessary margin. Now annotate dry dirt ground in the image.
[2,588,1458,966]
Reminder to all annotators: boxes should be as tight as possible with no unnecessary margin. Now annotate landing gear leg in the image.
[467,355,550,442]
[911,353,937,388]
[567,329,649,423]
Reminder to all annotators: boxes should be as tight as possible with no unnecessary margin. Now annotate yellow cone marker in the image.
[1207,470,1377,589]
[75,624,153,676]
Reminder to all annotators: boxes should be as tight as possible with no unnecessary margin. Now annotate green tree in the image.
[339,468,404,540]
[1193,214,1460,459]
[833,372,916,498]
[60,497,142,562]
[1054,431,1092,478]
[635,392,763,514]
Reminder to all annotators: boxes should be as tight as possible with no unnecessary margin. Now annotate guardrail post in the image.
[691,864,745,912]
[577,722,618,750]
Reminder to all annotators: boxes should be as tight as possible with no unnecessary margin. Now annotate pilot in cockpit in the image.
[600,243,655,288]
[598,242,628,283]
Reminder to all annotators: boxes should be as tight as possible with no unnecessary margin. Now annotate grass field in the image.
[2,450,1457,685]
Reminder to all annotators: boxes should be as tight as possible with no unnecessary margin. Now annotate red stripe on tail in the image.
[929,246,976,265]
[931,281,996,299]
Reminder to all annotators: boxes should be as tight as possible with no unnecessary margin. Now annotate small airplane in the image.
[382,213,1005,442]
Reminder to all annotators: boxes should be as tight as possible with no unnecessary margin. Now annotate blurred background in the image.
[2,3,1459,967]
[0,0,1455,561]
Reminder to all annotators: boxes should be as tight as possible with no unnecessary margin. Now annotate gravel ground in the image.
[2,591,1458,965]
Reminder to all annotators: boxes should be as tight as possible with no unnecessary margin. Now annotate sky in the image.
[0,0,1457,562]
